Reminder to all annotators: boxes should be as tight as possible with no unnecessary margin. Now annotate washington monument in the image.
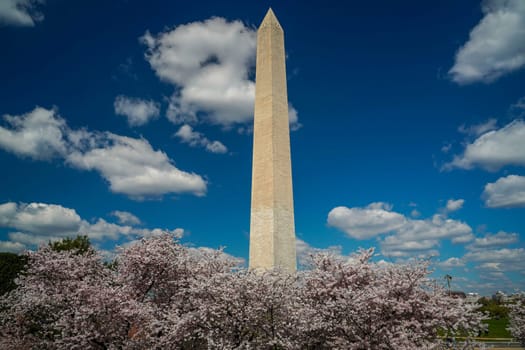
[249,8,297,272]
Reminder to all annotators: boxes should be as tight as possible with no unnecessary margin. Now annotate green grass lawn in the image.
[480,318,511,338]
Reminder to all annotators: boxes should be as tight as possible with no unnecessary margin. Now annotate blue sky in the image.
[1,0,524,295]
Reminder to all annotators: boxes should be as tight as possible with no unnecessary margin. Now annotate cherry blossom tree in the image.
[0,235,485,349]
[508,298,525,345]
[193,269,306,349]
[0,245,141,349]
[298,249,486,349]
[114,234,242,348]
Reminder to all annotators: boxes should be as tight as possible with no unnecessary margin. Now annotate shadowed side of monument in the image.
[249,8,297,272]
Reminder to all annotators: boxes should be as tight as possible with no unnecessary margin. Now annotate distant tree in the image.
[508,300,525,345]
[476,297,509,319]
[49,235,92,254]
[0,253,27,296]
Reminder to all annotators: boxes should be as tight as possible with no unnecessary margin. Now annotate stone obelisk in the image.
[249,8,296,272]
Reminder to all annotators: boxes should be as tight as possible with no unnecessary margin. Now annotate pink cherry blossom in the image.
[0,235,486,349]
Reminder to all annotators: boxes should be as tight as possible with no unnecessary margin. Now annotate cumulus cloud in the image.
[445,198,465,212]
[114,95,160,127]
[380,236,439,255]
[444,119,525,171]
[174,124,228,154]
[67,133,206,198]
[449,0,525,84]
[483,174,525,207]
[380,214,473,257]
[467,231,519,249]
[142,17,301,129]
[142,17,256,126]
[0,106,207,199]
[0,0,44,27]
[466,247,525,291]
[327,202,406,239]
[0,201,184,252]
[0,202,81,235]
[0,107,68,160]
[328,202,474,257]
[110,210,141,225]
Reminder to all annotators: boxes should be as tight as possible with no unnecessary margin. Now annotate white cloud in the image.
[0,107,68,160]
[67,133,207,198]
[110,210,141,225]
[114,95,160,127]
[78,218,134,241]
[483,174,525,208]
[328,202,474,257]
[438,257,465,269]
[0,107,207,199]
[477,262,503,271]
[467,231,519,249]
[381,236,438,253]
[406,215,473,242]
[206,140,228,154]
[0,201,184,252]
[142,17,301,129]
[7,231,61,246]
[445,232,524,288]
[449,0,525,84]
[0,202,81,236]
[174,124,228,154]
[469,252,525,292]
[0,0,44,27]
[142,17,256,126]
[327,203,406,239]
[380,214,473,257]
[446,198,465,212]
[367,202,393,210]
[464,247,525,263]
[444,119,525,171]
